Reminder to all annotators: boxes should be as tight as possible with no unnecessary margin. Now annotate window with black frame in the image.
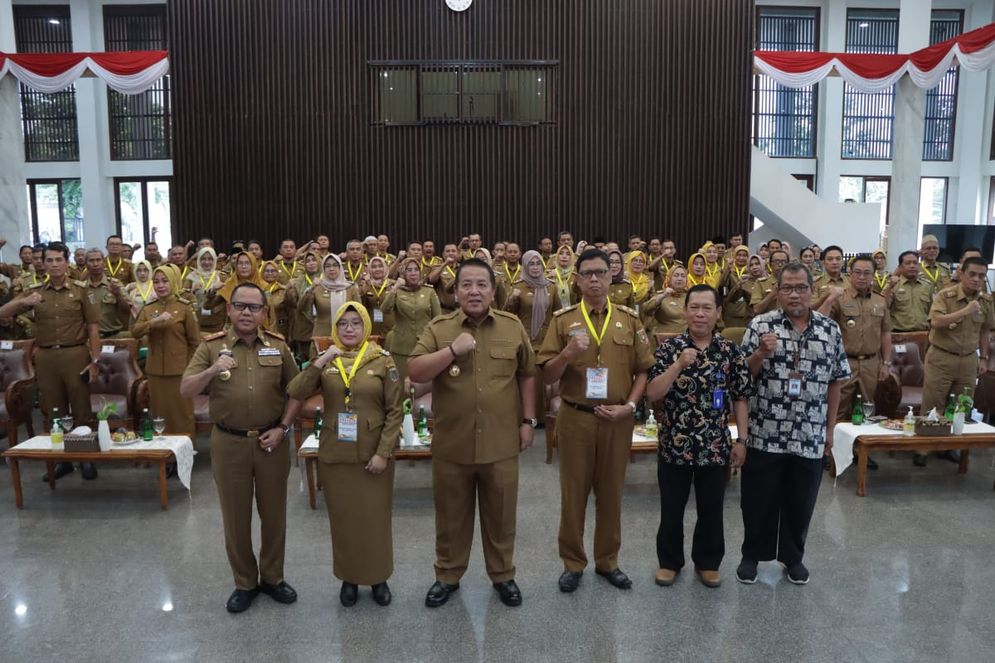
[923,11,963,162]
[13,6,79,162]
[841,9,899,160]
[753,6,819,158]
[370,61,556,126]
[103,5,171,160]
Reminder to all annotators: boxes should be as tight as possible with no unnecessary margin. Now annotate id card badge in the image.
[787,371,802,397]
[337,412,358,442]
[201,307,212,317]
[585,367,609,400]
[712,389,725,410]
[373,308,384,323]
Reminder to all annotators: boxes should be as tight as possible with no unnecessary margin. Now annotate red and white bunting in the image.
[0,51,168,95]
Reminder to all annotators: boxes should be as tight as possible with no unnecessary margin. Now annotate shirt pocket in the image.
[489,342,518,378]
[258,353,283,367]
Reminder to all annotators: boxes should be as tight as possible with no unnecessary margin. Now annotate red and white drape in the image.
[754,22,995,92]
[0,51,168,95]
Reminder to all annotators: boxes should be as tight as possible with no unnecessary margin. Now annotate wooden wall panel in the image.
[169,0,753,258]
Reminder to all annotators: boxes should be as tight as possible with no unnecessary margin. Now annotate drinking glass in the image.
[153,417,166,440]
[61,416,74,434]
[862,401,875,423]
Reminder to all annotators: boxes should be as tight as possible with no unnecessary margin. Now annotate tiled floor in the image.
[2,432,994,662]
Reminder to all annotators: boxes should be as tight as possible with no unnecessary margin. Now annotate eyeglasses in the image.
[336,319,364,330]
[578,268,609,279]
[777,284,811,295]
[231,301,265,312]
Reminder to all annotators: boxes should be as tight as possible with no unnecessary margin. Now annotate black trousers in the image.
[656,461,727,572]
[740,448,823,566]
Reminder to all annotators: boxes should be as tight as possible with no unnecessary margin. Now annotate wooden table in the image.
[298,444,432,510]
[853,433,995,496]
[2,447,177,510]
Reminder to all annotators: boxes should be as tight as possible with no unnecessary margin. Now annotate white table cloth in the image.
[832,422,995,477]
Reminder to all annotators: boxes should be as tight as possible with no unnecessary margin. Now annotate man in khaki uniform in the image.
[5,242,100,480]
[916,257,995,466]
[822,255,893,427]
[918,234,952,295]
[884,250,932,332]
[181,282,302,613]
[812,245,850,310]
[752,250,789,315]
[104,235,134,285]
[408,258,537,608]
[82,249,131,338]
[538,249,655,593]
[427,244,460,313]
[273,239,302,285]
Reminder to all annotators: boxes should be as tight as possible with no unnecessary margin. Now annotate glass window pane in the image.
[118,181,144,250]
[148,181,172,251]
[842,10,899,160]
[918,177,946,243]
[379,69,418,124]
[61,179,84,248]
[33,184,63,243]
[865,180,890,236]
[839,176,864,202]
[504,68,548,123]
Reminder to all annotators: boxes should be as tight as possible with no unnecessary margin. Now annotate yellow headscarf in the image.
[731,246,750,278]
[259,260,286,294]
[216,251,267,302]
[687,252,708,287]
[625,250,651,303]
[331,301,374,351]
[153,264,182,300]
[698,242,722,286]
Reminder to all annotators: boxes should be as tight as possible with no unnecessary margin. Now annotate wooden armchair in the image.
[0,340,36,446]
[89,339,147,430]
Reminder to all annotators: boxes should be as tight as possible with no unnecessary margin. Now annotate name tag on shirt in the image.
[101,345,115,355]
[373,308,384,323]
[712,389,725,410]
[894,344,907,354]
[337,412,358,442]
[586,367,608,400]
[0,341,12,351]
[787,371,802,397]
[201,307,212,317]
[258,347,281,357]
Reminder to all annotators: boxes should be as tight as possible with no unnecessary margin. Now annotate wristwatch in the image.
[522,417,538,428]
[733,437,747,445]
[279,424,291,437]
[625,401,637,414]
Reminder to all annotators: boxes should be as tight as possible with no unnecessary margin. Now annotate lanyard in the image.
[539,255,549,269]
[875,272,888,290]
[346,262,363,281]
[445,265,456,279]
[921,264,940,284]
[334,340,369,409]
[735,265,747,278]
[32,273,51,285]
[706,263,720,280]
[181,265,189,281]
[267,282,279,293]
[106,257,125,278]
[580,299,612,364]
[136,281,154,303]
[505,264,521,283]
[372,279,389,299]
[198,270,216,290]
[688,273,705,286]
[661,259,672,275]
[279,260,296,278]
[304,272,314,286]
[554,268,570,289]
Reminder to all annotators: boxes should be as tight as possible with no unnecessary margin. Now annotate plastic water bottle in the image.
[644,410,658,438]
[50,408,64,448]
[902,406,915,436]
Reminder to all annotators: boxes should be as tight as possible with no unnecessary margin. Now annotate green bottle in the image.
[141,408,154,441]
[417,406,428,436]
[957,387,974,416]
[851,394,864,425]
[944,393,956,421]
[314,407,323,436]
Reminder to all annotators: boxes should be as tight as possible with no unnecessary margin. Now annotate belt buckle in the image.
[247,429,260,438]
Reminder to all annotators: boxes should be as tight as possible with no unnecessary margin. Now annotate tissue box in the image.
[65,432,100,451]
[914,419,951,436]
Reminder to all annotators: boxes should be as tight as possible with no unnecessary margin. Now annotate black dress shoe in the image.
[80,463,98,480]
[558,570,582,593]
[371,582,391,606]
[596,568,633,589]
[340,582,358,607]
[259,580,297,604]
[165,462,177,478]
[939,450,961,463]
[493,580,522,607]
[913,454,928,467]
[425,581,459,608]
[226,587,260,613]
[42,462,74,482]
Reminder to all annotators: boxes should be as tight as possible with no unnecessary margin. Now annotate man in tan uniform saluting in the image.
[538,248,655,593]
[408,257,537,608]
[181,282,302,613]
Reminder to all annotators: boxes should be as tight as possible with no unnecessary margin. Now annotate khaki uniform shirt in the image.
[503,281,561,347]
[927,284,995,355]
[26,279,100,346]
[829,287,891,357]
[84,276,128,334]
[104,257,134,285]
[183,328,299,429]
[382,285,441,356]
[131,297,200,376]
[273,259,303,285]
[813,272,850,309]
[608,280,635,310]
[433,265,458,311]
[411,308,536,465]
[358,280,394,337]
[536,302,655,407]
[644,293,686,334]
[918,262,952,294]
[286,348,402,463]
[888,276,933,331]
[745,276,777,315]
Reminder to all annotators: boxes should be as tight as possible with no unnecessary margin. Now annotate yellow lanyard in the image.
[372,279,389,299]
[181,265,189,281]
[136,281,154,303]
[580,299,612,363]
[198,270,216,291]
[875,272,888,290]
[688,273,705,286]
[32,273,51,285]
[921,265,940,284]
[267,282,280,293]
[554,269,571,290]
[705,263,720,280]
[305,272,314,286]
[279,261,296,278]
[106,258,125,278]
[505,264,521,283]
[735,265,747,278]
[445,265,456,279]
[539,255,549,269]
[346,262,363,281]
[333,340,369,408]
[661,259,672,275]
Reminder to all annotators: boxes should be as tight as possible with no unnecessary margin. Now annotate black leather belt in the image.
[847,354,876,361]
[931,346,976,358]
[39,342,85,350]
[99,331,119,339]
[216,420,282,438]
[562,399,597,414]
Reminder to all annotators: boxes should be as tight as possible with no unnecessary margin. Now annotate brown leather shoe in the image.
[654,568,678,586]
[695,568,721,588]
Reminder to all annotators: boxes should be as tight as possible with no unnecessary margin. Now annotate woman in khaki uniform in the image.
[605,249,635,309]
[299,254,361,339]
[504,250,561,417]
[184,247,226,335]
[286,302,402,607]
[287,251,322,359]
[131,264,200,436]
[260,260,294,338]
[721,246,754,328]
[643,264,689,335]
[357,256,394,339]
[125,260,156,323]
[625,251,652,307]
[548,245,577,309]
[382,256,441,384]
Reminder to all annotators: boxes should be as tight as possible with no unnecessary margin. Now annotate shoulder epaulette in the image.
[380,349,391,357]
[980,292,992,302]
[263,329,285,341]
[491,309,519,322]
[73,279,88,287]
[203,331,227,341]
[27,282,45,290]
[617,305,639,318]
[943,288,958,298]
[554,304,579,317]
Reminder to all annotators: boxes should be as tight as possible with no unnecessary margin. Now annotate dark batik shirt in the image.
[648,332,752,466]
[741,309,850,459]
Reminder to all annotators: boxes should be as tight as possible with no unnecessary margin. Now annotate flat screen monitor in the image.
[922,225,995,264]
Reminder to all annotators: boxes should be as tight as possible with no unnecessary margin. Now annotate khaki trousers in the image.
[837,356,880,421]
[35,345,92,425]
[921,347,978,415]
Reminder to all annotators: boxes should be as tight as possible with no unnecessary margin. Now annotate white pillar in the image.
[886,0,932,256]
[0,2,30,249]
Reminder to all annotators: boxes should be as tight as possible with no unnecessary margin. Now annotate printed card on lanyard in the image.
[580,299,613,400]
[373,308,384,323]
[334,341,369,442]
